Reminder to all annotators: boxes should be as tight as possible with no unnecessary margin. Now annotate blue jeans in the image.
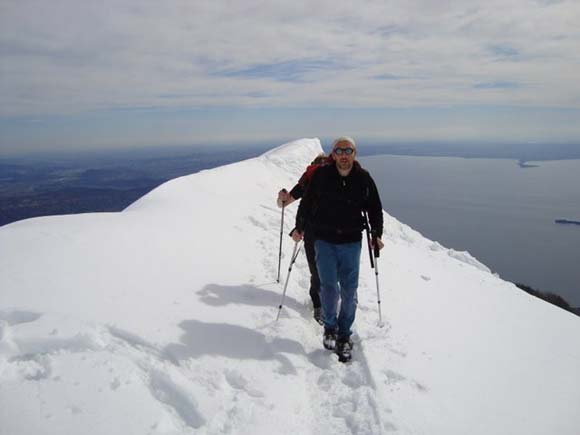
[315,239,362,339]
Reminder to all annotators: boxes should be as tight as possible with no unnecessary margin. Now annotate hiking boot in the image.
[313,307,323,325]
[323,329,337,350]
[336,337,353,363]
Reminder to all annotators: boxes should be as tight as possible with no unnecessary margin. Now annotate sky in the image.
[1,0,580,155]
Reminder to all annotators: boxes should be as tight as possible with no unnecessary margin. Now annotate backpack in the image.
[298,155,332,188]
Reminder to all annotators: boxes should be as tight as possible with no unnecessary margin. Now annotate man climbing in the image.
[277,153,329,324]
[291,137,384,362]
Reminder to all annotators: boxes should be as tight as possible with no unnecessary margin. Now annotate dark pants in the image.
[304,232,321,308]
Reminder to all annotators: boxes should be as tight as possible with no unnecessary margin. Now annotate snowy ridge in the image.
[1,138,579,435]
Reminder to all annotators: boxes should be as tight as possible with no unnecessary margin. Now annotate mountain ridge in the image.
[1,138,579,435]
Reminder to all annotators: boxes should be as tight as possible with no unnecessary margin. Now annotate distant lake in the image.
[360,155,580,306]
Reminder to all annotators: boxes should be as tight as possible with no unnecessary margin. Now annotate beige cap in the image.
[332,136,356,150]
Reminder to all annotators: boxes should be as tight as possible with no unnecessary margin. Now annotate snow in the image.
[1,138,579,435]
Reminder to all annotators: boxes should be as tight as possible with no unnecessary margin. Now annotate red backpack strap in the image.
[298,163,321,187]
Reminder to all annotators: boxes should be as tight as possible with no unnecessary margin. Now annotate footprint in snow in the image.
[341,369,365,389]
[316,371,335,392]
[224,370,265,398]
[246,216,269,231]
[383,369,429,392]
[383,369,406,385]
[148,369,205,430]
[110,377,122,391]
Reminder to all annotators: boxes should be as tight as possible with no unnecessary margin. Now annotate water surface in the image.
[360,155,580,306]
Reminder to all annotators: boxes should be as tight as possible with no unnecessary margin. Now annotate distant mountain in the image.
[359,142,580,163]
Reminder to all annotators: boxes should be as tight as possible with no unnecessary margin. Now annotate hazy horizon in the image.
[2,138,580,163]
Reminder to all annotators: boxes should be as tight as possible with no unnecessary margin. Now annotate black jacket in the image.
[295,161,383,244]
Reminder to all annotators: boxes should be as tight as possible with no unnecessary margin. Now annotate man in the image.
[277,153,329,324]
[291,137,384,362]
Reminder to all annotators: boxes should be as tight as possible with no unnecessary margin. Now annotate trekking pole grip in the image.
[363,211,375,268]
[372,236,380,258]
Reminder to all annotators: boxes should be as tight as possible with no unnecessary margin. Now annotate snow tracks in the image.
[245,201,395,434]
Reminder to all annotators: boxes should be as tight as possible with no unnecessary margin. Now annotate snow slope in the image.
[1,138,579,435]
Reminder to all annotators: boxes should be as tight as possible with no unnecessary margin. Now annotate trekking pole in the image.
[276,191,287,283]
[364,216,375,269]
[363,211,383,326]
[372,234,384,327]
[276,239,302,321]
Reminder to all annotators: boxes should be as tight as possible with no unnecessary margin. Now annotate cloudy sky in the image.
[1,0,580,154]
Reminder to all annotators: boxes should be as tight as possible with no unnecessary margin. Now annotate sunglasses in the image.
[333,147,355,155]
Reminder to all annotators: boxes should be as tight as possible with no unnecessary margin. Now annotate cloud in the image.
[474,81,520,89]
[373,73,406,81]
[213,59,348,83]
[0,0,579,119]
[487,44,521,60]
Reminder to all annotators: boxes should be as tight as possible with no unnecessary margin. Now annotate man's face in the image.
[332,140,356,171]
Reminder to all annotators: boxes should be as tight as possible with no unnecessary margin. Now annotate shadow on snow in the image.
[164,319,306,374]
[196,282,307,317]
